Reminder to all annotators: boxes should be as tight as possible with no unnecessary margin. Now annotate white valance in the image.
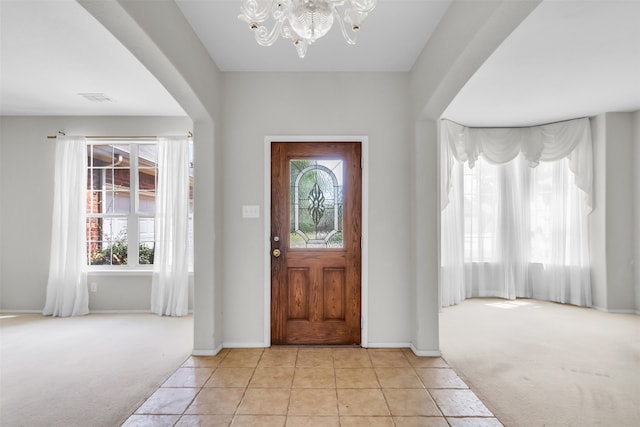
[440,117,593,212]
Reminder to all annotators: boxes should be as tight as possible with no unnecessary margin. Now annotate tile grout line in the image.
[177,364,215,421]
[367,348,394,423]
[126,348,506,426]
[283,347,299,419]
[178,349,229,425]
[331,348,341,425]
[407,355,450,423]
[234,348,265,420]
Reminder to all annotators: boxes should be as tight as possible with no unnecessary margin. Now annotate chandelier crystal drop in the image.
[239,0,377,58]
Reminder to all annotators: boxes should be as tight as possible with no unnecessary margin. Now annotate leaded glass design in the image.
[290,159,343,248]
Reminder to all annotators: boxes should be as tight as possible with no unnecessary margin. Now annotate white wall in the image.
[589,112,637,313]
[407,0,541,353]
[0,1,565,357]
[80,0,225,355]
[634,111,640,312]
[0,116,192,312]
[589,115,608,309]
[410,119,440,354]
[411,0,541,119]
[220,72,412,346]
[604,113,635,312]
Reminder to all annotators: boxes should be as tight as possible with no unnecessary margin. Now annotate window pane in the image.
[138,144,157,214]
[138,144,157,164]
[463,158,497,261]
[290,159,343,249]
[87,144,131,214]
[530,160,558,263]
[138,172,156,213]
[138,218,155,265]
[86,191,101,215]
[104,189,130,214]
[86,216,128,265]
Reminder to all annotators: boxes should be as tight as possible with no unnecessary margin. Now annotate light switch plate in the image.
[242,205,260,218]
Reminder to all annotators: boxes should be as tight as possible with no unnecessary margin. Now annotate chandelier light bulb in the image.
[239,0,377,58]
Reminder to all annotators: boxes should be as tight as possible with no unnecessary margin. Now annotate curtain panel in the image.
[440,118,593,308]
[150,137,190,316]
[441,117,593,212]
[43,136,89,317]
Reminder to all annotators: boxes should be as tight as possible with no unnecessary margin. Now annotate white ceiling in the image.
[175,0,451,72]
[0,0,186,116]
[1,0,639,127]
[443,0,640,127]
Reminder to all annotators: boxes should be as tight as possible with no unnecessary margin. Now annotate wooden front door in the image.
[271,142,362,345]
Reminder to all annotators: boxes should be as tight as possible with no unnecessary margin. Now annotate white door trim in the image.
[264,136,369,347]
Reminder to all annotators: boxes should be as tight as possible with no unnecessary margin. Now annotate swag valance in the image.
[440,117,593,212]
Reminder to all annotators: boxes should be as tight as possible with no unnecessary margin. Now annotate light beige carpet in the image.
[439,298,640,427]
[0,313,192,427]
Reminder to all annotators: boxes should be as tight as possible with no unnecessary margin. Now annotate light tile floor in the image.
[122,347,503,427]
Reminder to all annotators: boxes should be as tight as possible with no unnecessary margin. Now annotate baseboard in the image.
[364,342,442,357]
[365,342,411,349]
[410,343,442,357]
[90,309,152,314]
[90,309,195,315]
[223,342,268,348]
[1,309,197,317]
[0,309,41,314]
[593,305,638,314]
[192,343,224,356]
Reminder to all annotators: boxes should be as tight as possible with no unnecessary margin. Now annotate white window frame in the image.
[87,140,157,271]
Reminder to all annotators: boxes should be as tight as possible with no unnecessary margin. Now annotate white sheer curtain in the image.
[441,161,465,306]
[440,118,592,307]
[529,159,591,306]
[150,137,190,316]
[43,136,89,317]
[441,118,593,211]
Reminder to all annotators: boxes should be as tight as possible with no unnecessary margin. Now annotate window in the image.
[463,157,498,261]
[529,160,555,263]
[440,117,592,307]
[289,159,344,248]
[86,141,193,268]
[462,155,584,265]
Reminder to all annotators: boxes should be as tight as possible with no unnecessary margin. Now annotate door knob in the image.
[272,248,281,258]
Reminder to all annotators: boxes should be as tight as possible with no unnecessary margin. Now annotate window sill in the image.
[88,269,153,276]
[87,269,194,276]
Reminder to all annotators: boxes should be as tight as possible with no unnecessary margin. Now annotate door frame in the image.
[263,135,369,347]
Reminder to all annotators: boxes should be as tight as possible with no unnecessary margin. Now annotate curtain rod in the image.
[47,131,193,140]
[441,116,589,129]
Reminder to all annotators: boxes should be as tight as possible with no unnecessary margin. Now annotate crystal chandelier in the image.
[239,0,377,58]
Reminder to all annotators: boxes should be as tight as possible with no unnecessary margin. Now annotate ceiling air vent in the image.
[78,92,114,102]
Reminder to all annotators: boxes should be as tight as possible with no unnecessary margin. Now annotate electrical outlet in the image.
[90,282,98,292]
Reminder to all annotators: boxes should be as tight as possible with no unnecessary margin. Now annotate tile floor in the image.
[122,347,503,427]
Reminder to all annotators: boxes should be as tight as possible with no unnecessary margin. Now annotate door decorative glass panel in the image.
[290,159,343,248]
